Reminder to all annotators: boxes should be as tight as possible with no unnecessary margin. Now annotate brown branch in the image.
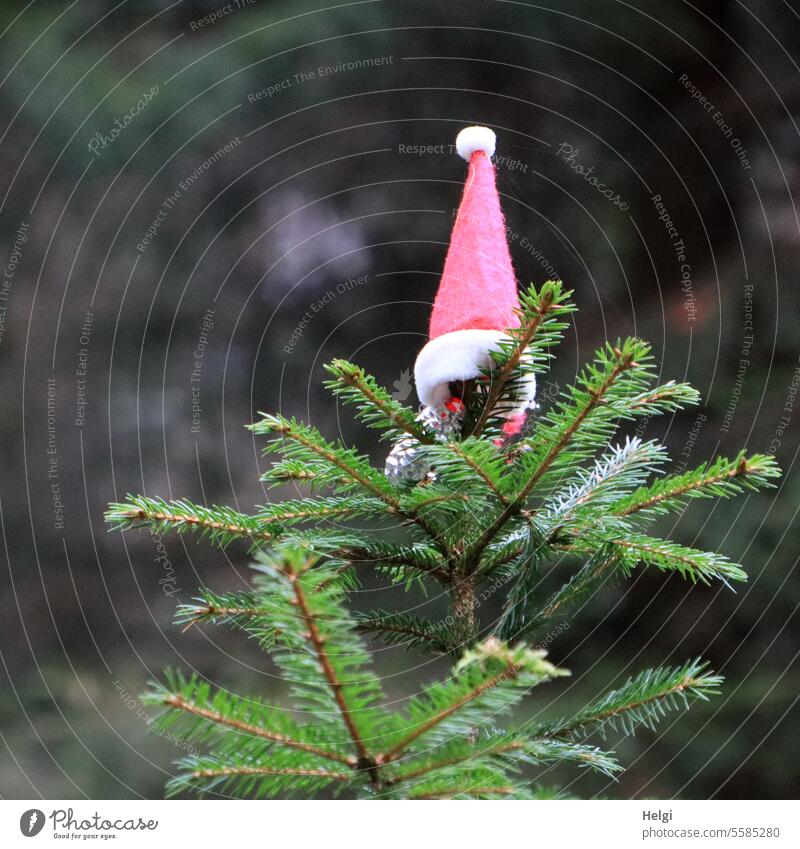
[388,742,521,786]
[465,353,637,565]
[268,468,350,486]
[260,505,365,522]
[333,367,432,444]
[450,572,477,647]
[471,288,558,437]
[379,664,520,763]
[272,421,448,555]
[192,765,350,780]
[337,547,450,582]
[164,694,354,767]
[549,676,704,739]
[270,422,396,505]
[408,785,516,799]
[285,561,372,765]
[179,604,273,633]
[614,458,751,517]
[123,509,273,541]
[626,385,691,410]
[191,605,270,618]
[447,443,510,505]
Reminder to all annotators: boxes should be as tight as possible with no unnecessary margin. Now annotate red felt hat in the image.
[429,127,520,339]
[414,126,535,425]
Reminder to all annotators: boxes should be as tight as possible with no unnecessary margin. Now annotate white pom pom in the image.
[455,125,496,161]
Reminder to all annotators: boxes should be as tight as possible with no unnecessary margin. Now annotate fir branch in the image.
[425,438,510,505]
[610,534,746,585]
[324,359,432,443]
[509,354,699,502]
[354,610,454,654]
[381,673,510,762]
[511,340,644,497]
[623,382,701,416]
[554,532,746,586]
[105,495,275,547]
[479,524,547,576]
[407,783,518,799]
[174,590,277,646]
[261,461,348,489]
[388,746,515,785]
[613,452,781,520]
[400,487,472,512]
[471,281,575,437]
[167,750,353,798]
[280,553,372,765]
[466,340,645,564]
[380,639,566,763]
[538,660,722,740]
[256,495,387,525]
[333,540,450,582]
[162,693,355,766]
[250,414,395,500]
[386,735,619,786]
[189,764,351,781]
[143,669,358,783]
[542,437,667,526]
[491,526,552,640]
[533,547,627,625]
[251,414,447,552]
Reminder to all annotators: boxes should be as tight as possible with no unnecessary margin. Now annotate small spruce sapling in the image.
[106,281,780,799]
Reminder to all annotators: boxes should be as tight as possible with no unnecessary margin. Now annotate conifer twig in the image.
[163,694,355,766]
[257,417,393,501]
[191,766,351,780]
[535,551,620,622]
[106,496,274,543]
[614,453,779,518]
[387,740,522,785]
[177,602,271,632]
[540,661,721,740]
[466,348,638,564]
[324,359,433,443]
[447,442,510,505]
[337,545,450,582]
[513,353,637,501]
[255,416,448,554]
[380,663,520,763]
[282,557,373,767]
[471,285,559,437]
[408,785,516,799]
[354,611,453,653]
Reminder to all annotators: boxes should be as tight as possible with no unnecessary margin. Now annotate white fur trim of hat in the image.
[414,329,536,415]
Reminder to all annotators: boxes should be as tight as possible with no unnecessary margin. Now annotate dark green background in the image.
[1,0,798,799]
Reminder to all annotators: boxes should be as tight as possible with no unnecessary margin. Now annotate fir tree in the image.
[106,281,780,799]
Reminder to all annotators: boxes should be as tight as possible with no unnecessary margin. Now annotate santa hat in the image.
[414,126,535,429]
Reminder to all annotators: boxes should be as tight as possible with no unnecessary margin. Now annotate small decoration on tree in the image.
[395,126,537,484]
[385,398,464,483]
[105,126,781,800]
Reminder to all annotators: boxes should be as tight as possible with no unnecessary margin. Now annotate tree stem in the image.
[450,571,477,649]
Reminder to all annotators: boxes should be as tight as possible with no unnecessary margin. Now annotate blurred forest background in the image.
[0,0,798,800]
